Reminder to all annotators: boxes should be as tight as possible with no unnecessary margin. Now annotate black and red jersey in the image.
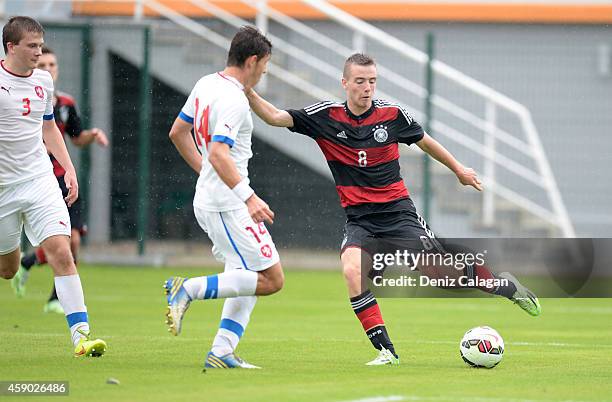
[287,99,424,217]
[51,90,83,177]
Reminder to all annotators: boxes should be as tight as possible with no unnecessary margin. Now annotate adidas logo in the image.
[336,130,347,138]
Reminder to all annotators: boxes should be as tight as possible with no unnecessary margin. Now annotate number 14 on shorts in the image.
[245,223,272,258]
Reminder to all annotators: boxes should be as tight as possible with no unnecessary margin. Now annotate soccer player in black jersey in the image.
[246,53,541,365]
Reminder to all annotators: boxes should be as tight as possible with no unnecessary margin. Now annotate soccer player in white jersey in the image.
[0,16,106,357]
[165,26,284,369]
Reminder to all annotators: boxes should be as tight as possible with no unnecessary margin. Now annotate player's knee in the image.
[0,254,19,279]
[258,264,284,295]
[0,267,16,279]
[269,269,284,294]
[46,245,74,272]
[0,260,18,279]
[342,262,361,283]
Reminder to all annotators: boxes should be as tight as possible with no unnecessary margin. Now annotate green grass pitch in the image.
[1,265,611,401]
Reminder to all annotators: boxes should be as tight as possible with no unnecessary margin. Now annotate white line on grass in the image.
[339,395,590,402]
[276,338,612,349]
[4,333,612,350]
[423,303,612,315]
[415,340,612,349]
[341,396,404,402]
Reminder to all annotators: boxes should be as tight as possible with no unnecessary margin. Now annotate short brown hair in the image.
[227,26,272,67]
[343,53,376,78]
[42,45,54,55]
[2,16,44,53]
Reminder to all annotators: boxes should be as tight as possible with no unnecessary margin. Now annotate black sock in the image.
[366,325,397,357]
[48,285,58,302]
[464,264,517,299]
[20,253,37,271]
[492,275,517,299]
[350,290,398,357]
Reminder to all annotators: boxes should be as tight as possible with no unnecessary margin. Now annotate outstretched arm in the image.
[416,133,483,191]
[245,88,294,127]
[72,128,109,147]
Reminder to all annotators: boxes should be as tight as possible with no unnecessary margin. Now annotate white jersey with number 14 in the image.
[180,72,254,212]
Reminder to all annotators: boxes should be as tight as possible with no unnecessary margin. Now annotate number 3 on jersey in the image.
[22,98,31,116]
[358,150,367,167]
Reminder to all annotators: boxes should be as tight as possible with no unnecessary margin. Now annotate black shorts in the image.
[57,175,86,233]
[340,197,438,254]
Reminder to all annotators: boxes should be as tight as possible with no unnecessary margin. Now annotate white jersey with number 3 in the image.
[0,62,55,185]
[180,72,254,212]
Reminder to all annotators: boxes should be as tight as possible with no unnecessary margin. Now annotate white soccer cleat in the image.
[365,347,400,366]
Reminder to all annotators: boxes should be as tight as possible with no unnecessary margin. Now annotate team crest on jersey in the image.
[34,86,44,99]
[372,125,388,143]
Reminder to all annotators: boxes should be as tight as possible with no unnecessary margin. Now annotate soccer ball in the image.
[460,326,504,368]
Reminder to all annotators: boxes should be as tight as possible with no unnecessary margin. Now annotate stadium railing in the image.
[298,0,574,237]
[63,0,575,237]
[156,0,574,237]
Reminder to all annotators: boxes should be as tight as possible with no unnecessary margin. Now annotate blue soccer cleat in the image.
[163,277,192,336]
[204,351,261,369]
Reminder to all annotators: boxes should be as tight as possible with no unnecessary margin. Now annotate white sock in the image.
[211,296,257,357]
[183,269,258,300]
[54,274,89,346]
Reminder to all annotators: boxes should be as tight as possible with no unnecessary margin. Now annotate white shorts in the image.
[0,174,71,255]
[194,206,280,272]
